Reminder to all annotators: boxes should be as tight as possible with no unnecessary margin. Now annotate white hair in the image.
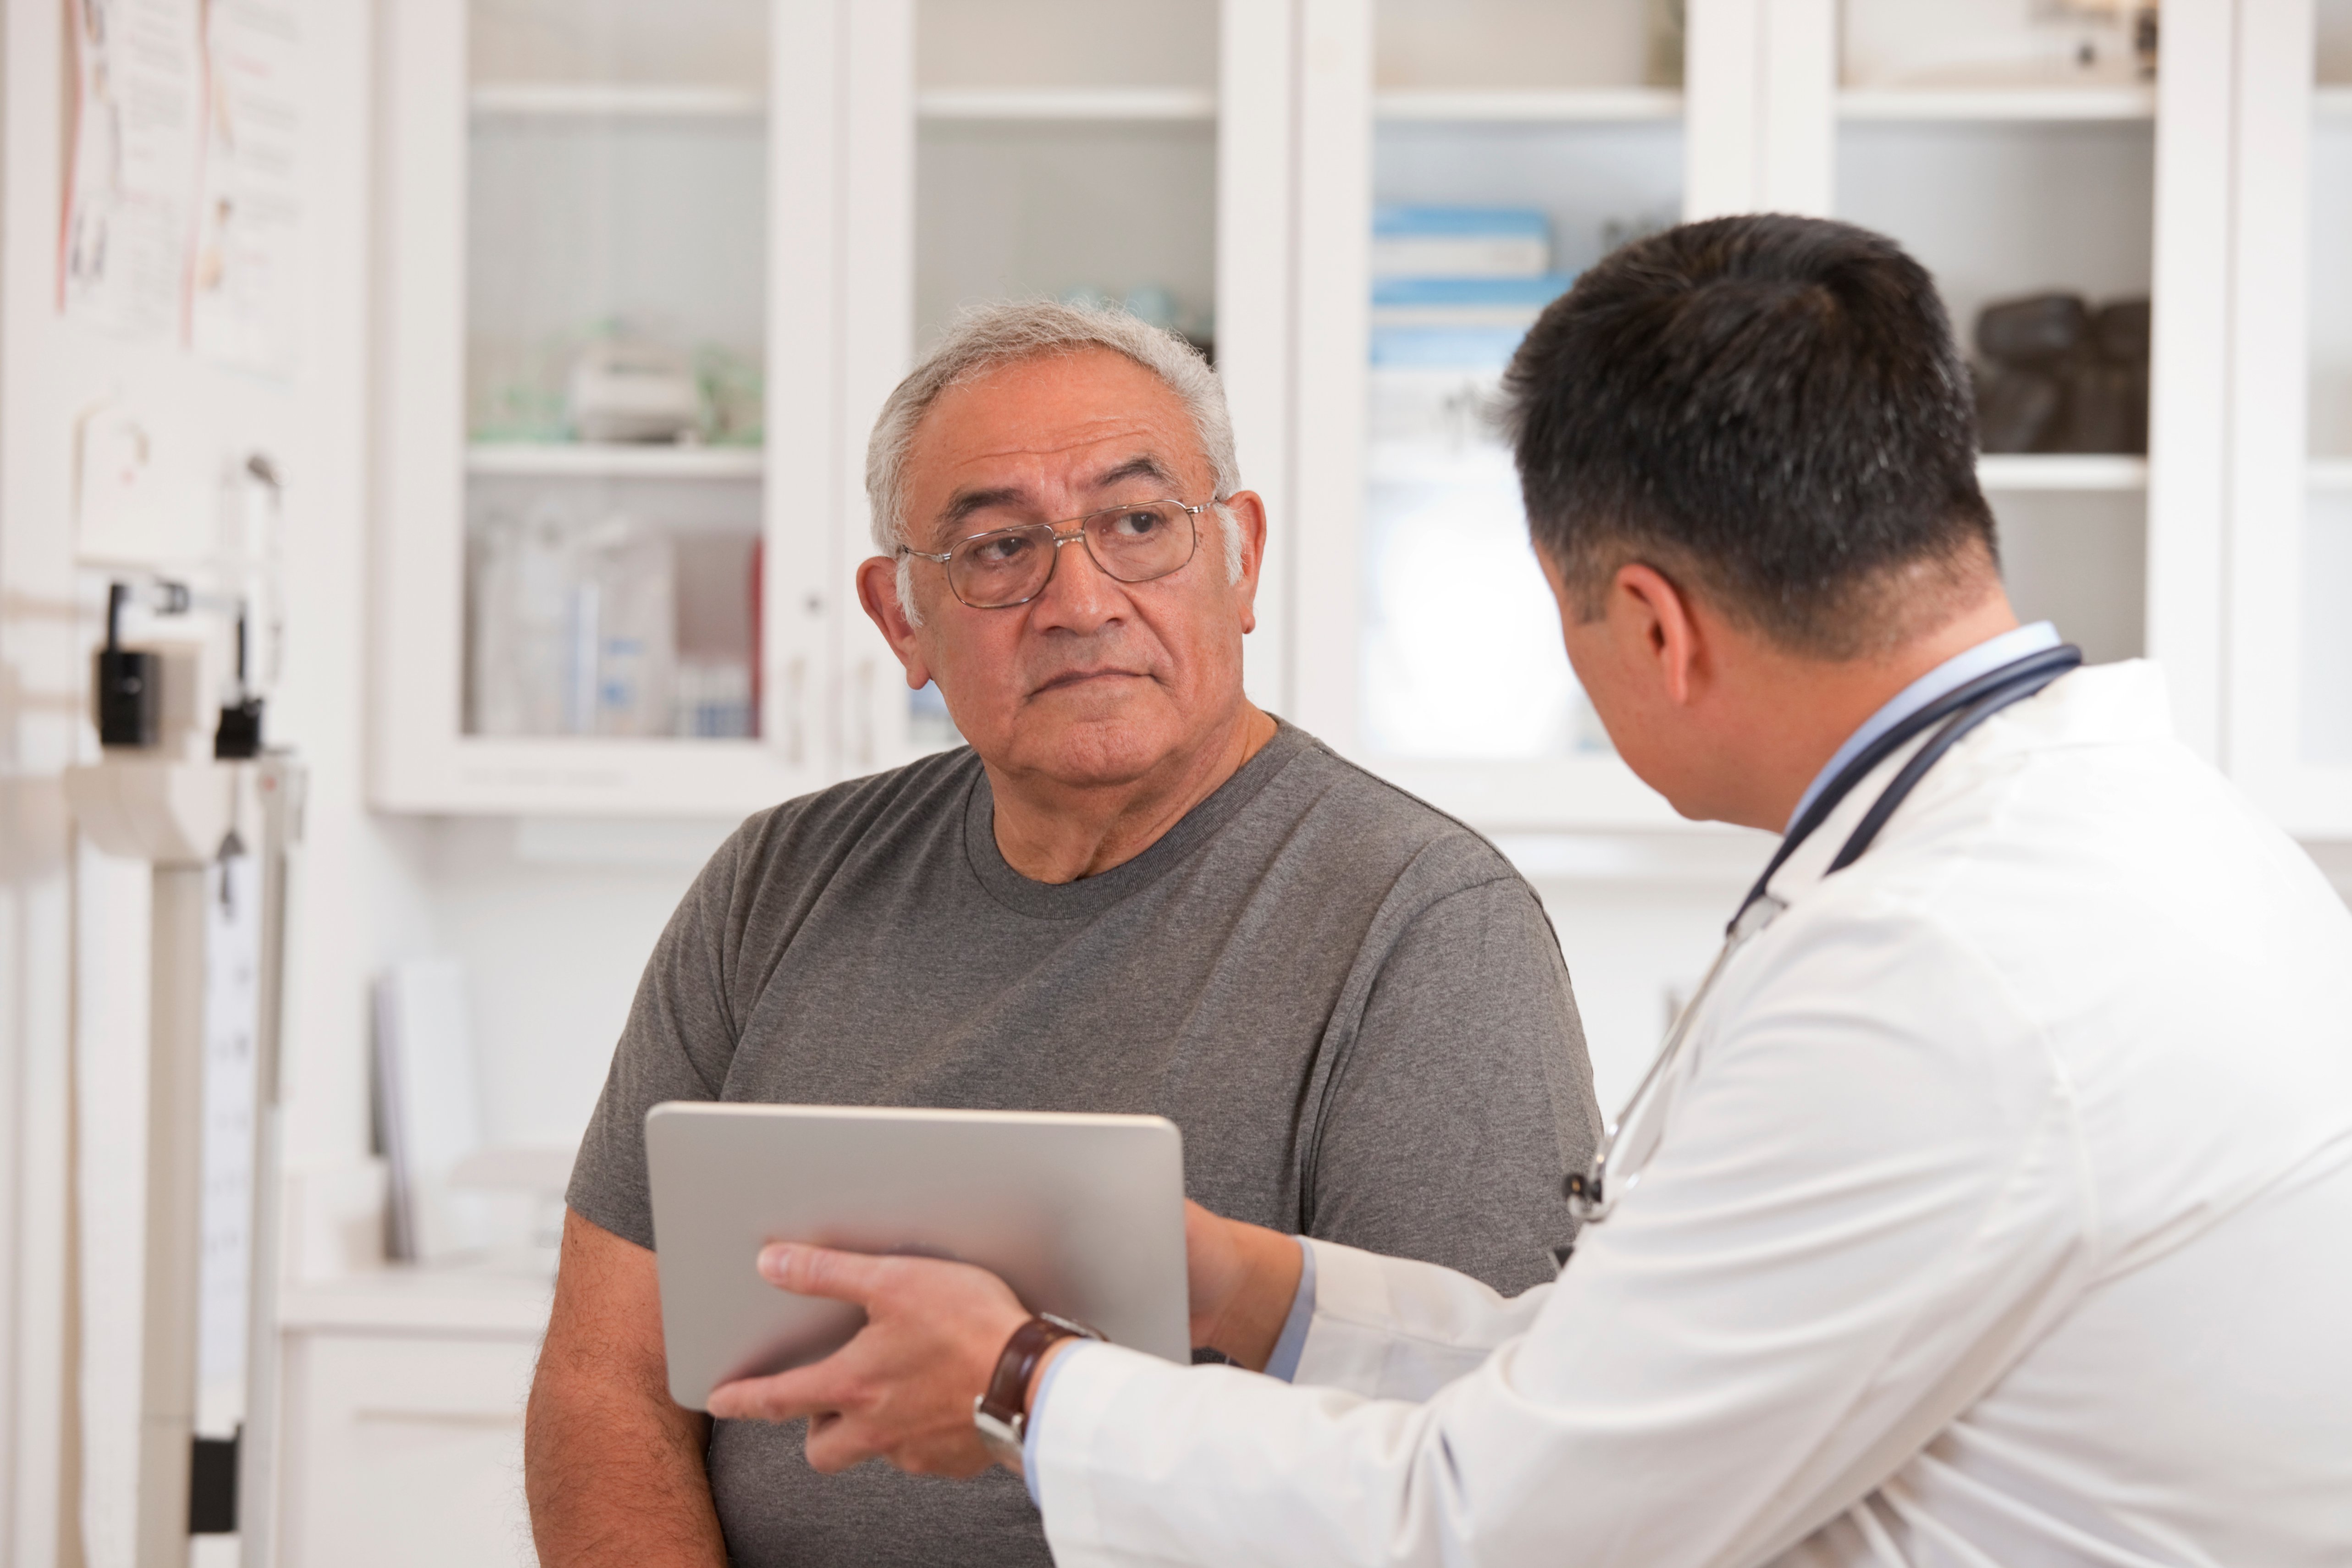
[869,299,1246,624]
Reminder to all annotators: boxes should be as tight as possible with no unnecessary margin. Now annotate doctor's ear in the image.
[1608,563,1706,707]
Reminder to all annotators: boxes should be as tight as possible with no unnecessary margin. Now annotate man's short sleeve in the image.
[563,828,748,1250]
[1306,873,1599,1295]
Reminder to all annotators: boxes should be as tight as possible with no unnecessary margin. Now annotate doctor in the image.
[704,215,2352,1566]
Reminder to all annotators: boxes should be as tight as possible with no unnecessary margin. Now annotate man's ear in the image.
[1221,491,1270,635]
[1609,562,1706,709]
[856,555,935,690]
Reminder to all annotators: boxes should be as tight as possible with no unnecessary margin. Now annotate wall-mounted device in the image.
[97,580,162,747]
[94,573,272,763]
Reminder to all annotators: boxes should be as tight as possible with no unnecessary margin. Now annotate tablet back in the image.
[644,1103,1189,1409]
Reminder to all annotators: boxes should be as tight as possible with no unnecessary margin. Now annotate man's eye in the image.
[1107,509,1165,538]
[966,534,1034,566]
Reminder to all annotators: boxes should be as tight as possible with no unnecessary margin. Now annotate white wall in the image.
[1,0,415,1557]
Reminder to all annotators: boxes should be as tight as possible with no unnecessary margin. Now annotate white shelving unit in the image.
[372,0,2352,838]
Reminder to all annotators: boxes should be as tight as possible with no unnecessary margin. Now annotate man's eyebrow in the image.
[936,485,1031,535]
[933,454,1186,539]
[1088,454,1181,495]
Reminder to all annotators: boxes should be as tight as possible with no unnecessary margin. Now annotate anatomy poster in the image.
[58,0,204,341]
[189,0,306,376]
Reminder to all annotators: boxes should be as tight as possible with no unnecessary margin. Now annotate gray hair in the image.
[867,299,1245,623]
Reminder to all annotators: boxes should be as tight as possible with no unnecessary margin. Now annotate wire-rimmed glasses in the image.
[898,497,1213,610]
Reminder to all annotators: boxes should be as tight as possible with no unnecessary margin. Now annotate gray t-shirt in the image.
[569,720,1598,1567]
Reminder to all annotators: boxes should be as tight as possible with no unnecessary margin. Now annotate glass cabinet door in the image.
[464,0,768,745]
[1362,0,1681,768]
[2227,0,2352,834]
[376,0,831,812]
[1837,0,2157,676]
[1283,0,1685,828]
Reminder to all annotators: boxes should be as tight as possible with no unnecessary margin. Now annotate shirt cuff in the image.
[1022,1237,1317,1506]
[1262,1235,1318,1384]
[1021,1339,1092,1507]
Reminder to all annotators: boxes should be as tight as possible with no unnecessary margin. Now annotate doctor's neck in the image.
[1559,553,2022,835]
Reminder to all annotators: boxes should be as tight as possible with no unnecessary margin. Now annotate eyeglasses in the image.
[898,498,1213,610]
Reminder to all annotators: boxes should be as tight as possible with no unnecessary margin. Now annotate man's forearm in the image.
[525,1358,726,1565]
[527,1208,728,1565]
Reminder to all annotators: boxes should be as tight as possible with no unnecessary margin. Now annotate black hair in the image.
[1503,214,1998,658]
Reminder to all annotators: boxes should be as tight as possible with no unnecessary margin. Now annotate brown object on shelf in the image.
[1977,365,2064,455]
[1977,293,2089,367]
[2052,359,2140,454]
[1972,292,2151,456]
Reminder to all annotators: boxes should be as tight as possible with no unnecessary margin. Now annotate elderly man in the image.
[525,301,1601,1567]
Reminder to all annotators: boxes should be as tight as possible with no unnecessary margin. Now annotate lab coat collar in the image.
[1763,657,2174,908]
[1787,622,2064,834]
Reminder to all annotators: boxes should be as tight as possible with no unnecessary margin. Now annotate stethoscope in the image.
[1563,643,2085,1229]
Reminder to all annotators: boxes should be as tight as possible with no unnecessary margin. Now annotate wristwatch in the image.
[972,1313,1104,1473]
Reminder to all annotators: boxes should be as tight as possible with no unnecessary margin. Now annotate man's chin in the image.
[1003,712,1186,791]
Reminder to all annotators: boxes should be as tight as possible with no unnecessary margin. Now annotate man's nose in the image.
[1028,532,1126,633]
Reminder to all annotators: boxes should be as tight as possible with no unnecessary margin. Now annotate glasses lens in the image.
[947,525,1056,608]
[1082,502,1196,583]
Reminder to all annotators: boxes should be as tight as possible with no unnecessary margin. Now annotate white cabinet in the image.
[372,0,2351,837]
[275,1272,550,1568]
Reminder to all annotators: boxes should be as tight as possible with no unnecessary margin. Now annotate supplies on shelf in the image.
[569,338,701,444]
[1369,274,1573,459]
[1972,292,2151,454]
[1373,206,1552,280]
[1843,0,2158,89]
[469,505,676,737]
[469,325,766,447]
[468,499,760,741]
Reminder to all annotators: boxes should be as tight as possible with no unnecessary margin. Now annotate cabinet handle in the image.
[351,1408,522,1428]
[784,656,807,768]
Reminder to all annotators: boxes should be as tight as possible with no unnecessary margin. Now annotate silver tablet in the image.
[644,1103,1191,1410]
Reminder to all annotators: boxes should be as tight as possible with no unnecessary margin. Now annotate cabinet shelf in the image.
[1976,454,2148,491]
[2316,86,2352,119]
[2309,458,2352,491]
[1839,86,2155,122]
[466,443,763,480]
[1373,88,1682,124]
[915,86,1216,122]
[469,82,765,119]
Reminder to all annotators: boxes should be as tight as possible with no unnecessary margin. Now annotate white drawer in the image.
[278,1332,541,1568]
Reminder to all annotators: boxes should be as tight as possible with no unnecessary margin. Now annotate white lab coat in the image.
[1032,661,2352,1567]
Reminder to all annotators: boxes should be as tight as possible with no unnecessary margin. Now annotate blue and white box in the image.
[1371,206,1553,280]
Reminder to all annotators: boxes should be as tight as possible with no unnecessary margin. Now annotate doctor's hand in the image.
[703,1245,1030,1478]
[1184,1200,1305,1372]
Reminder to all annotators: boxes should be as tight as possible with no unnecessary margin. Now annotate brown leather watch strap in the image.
[977,1314,1095,1431]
